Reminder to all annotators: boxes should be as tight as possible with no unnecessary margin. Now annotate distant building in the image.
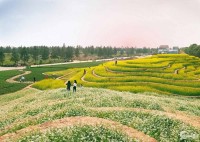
[158,45,179,54]
[158,45,169,54]
[168,46,179,54]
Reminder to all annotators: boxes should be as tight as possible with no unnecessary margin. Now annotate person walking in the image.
[65,81,71,97]
[21,76,25,82]
[73,80,77,92]
[66,81,71,91]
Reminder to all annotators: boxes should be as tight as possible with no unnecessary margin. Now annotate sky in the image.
[0,0,200,48]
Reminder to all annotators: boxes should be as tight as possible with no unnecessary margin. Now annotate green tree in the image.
[75,47,80,57]
[120,49,124,56]
[0,48,5,65]
[65,46,74,61]
[41,47,49,60]
[11,48,20,65]
[20,47,29,65]
[32,46,39,64]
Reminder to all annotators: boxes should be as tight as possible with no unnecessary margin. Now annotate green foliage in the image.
[11,48,20,65]
[184,44,200,58]
[0,70,27,95]
[0,47,5,65]
[20,47,29,65]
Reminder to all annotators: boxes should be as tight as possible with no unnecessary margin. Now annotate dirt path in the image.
[0,116,156,142]
[6,71,32,84]
[57,71,75,80]
[89,107,200,129]
[92,69,105,78]
[0,66,26,71]
[81,71,89,82]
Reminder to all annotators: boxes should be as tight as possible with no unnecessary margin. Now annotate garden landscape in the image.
[1,0,200,141]
[0,53,200,142]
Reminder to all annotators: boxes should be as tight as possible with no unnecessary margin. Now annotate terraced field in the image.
[2,54,200,142]
[35,54,200,96]
[0,87,199,142]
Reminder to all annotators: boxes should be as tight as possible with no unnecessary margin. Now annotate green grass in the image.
[25,61,104,82]
[0,70,28,95]
[0,61,103,95]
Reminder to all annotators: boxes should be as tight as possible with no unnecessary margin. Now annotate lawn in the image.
[0,70,28,95]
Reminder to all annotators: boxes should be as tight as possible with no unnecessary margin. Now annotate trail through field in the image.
[81,71,89,82]
[89,107,200,129]
[6,71,32,84]
[0,116,157,142]
[92,69,105,78]
[57,71,76,80]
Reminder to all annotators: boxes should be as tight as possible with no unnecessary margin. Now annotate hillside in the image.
[35,54,200,96]
[0,87,199,142]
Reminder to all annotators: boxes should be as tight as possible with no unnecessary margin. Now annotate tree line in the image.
[0,45,157,66]
[184,44,200,58]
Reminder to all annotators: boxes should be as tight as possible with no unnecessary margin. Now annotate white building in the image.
[158,45,179,54]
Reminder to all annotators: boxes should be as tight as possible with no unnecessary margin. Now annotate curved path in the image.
[57,71,76,80]
[92,69,105,78]
[89,107,200,129]
[81,71,89,82]
[0,116,157,142]
[6,71,32,84]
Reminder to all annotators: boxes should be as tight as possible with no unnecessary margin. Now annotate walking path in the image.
[0,66,26,71]
[6,71,32,84]
[0,116,157,142]
[81,71,89,82]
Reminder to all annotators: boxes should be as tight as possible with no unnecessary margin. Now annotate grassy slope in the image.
[0,61,103,95]
[25,61,104,81]
[64,54,200,96]
[0,70,28,95]
[0,87,199,142]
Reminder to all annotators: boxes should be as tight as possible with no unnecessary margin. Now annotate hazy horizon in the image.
[0,0,200,48]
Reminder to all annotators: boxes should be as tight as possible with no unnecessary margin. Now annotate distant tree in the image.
[184,44,200,57]
[0,48,5,65]
[65,46,74,61]
[82,47,89,57]
[120,48,124,56]
[51,47,59,59]
[32,46,39,64]
[20,47,29,65]
[60,45,66,59]
[97,47,103,57]
[113,47,117,55]
[11,48,20,65]
[5,46,12,53]
[41,47,49,60]
[75,47,80,57]
[90,46,95,55]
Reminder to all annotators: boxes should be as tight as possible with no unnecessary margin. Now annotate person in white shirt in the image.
[73,80,77,92]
